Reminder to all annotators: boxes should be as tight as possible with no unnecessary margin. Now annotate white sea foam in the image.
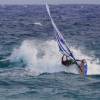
[34,22,43,26]
[9,40,100,76]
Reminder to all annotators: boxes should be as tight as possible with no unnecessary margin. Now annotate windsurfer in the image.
[79,59,88,77]
[61,55,88,76]
[46,2,88,77]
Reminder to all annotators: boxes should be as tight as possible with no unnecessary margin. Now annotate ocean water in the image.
[0,4,100,100]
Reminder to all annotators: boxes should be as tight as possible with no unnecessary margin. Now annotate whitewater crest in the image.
[8,40,100,76]
[34,22,43,26]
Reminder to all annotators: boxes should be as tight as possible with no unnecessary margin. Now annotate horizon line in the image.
[0,3,100,5]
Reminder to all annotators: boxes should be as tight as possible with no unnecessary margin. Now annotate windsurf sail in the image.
[46,2,70,56]
[45,1,81,71]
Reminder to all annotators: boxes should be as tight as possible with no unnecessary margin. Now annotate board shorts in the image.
[84,64,88,77]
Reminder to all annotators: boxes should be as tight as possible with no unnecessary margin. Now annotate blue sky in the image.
[0,0,100,4]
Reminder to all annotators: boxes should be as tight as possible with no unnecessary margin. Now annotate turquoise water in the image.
[0,5,100,100]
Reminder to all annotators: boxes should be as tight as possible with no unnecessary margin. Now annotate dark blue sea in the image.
[0,4,100,100]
